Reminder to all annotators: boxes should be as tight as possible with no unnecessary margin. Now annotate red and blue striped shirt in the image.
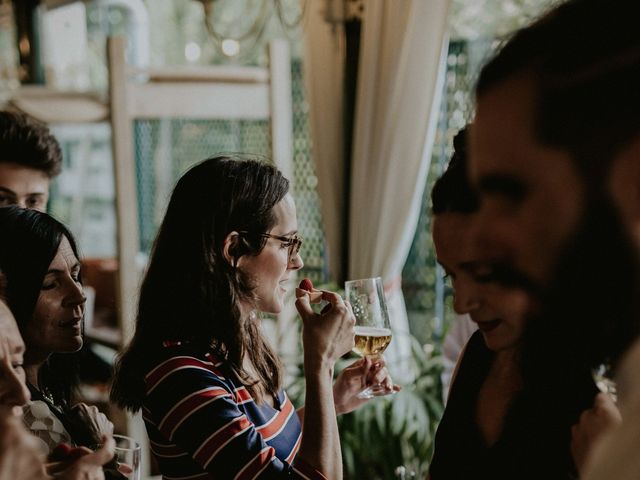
[142,343,326,480]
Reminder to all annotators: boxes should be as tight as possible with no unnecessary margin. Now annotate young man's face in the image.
[0,162,50,212]
[469,72,586,291]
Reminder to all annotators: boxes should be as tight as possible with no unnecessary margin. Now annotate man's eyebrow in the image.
[478,174,527,199]
[459,261,482,273]
[0,186,17,196]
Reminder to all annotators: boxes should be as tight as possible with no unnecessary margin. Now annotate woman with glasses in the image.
[111,156,392,480]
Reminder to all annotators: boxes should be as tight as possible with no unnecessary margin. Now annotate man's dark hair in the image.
[0,111,62,177]
[477,0,640,181]
[431,126,478,215]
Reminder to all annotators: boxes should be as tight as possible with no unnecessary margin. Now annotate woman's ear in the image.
[223,231,242,267]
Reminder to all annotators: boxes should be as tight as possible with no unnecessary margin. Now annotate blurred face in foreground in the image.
[469,73,585,291]
[433,212,530,353]
[0,299,30,410]
[608,136,640,250]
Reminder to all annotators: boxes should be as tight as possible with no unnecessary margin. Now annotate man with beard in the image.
[468,0,640,476]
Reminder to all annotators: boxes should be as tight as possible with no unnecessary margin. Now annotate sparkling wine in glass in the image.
[345,277,394,399]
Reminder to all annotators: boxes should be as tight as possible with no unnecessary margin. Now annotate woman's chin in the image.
[255,301,282,316]
[60,337,84,353]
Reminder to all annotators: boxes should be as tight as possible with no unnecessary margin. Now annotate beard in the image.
[499,194,640,473]
[515,193,640,426]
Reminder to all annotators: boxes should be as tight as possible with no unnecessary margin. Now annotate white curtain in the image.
[349,0,451,378]
[302,0,346,282]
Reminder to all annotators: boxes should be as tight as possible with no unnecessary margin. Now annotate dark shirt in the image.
[429,331,589,480]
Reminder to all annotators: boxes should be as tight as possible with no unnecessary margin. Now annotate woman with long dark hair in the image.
[0,206,113,454]
[111,156,383,479]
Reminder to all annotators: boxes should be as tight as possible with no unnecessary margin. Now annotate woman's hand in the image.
[295,291,354,480]
[333,357,400,414]
[571,392,622,474]
[54,435,115,480]
[296,291,355,368]
[68,403,114,447]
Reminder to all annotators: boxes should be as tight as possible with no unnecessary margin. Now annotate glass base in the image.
[356,384,397,399]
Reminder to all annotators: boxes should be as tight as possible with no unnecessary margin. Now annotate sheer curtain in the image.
[348,0,451,377]
[302,0,346,282]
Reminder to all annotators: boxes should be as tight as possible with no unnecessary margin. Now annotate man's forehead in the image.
[0,163,50,188]
[471,72,539,154]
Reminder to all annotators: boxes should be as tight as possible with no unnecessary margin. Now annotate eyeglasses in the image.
[239,231,303,262]
[259,233,303,262]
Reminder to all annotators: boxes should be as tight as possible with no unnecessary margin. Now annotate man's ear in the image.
[610,136,640,245]
[223,231,242,267]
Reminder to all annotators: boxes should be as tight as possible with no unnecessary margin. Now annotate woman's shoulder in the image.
[143,342,231,391]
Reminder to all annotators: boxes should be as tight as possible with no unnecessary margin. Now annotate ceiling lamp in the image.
[197,0,307,59]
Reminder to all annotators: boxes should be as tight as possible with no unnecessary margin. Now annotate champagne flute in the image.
[345,277,394,399]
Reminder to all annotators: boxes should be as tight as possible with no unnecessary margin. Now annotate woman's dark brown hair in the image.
[111,156,289,410]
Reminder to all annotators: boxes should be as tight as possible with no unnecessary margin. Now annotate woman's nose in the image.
[63,282,87,308]
[453,290,481,315]
[289,251,304,270]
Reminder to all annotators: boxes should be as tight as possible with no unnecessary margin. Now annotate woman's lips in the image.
[477,319,501,333]
[61,318,82,331]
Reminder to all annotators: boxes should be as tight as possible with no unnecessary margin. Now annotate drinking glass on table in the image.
[345,277,394,399]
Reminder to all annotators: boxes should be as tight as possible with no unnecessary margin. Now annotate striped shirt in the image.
[142,343,326,480]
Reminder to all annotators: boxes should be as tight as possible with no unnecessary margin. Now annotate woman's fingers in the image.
[87,435,115,466]
[298,287,355,366]
[320,290,345,307]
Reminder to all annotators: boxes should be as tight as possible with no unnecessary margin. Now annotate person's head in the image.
[0,207,85,365]
[432,127,481,314]
[0,111,62,212]
[112,155,302,409]
[432,128,529,352]
[469,0,640,291]
[143,155,302,321]
[0,270,30,410]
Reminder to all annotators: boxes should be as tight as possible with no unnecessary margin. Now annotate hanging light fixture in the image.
[197,0,307,59]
